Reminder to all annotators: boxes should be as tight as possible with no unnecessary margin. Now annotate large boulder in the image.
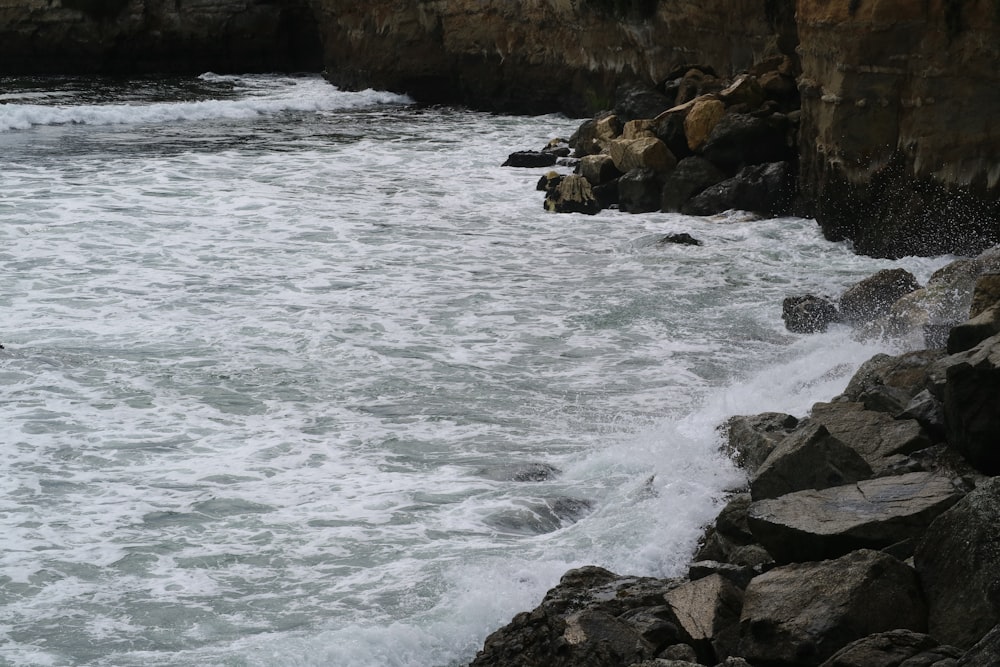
[661,157,728,213]
[664,574,744,663]
[579,154,622,186]
[738,550,928,666]
[839,350,945,413]
[682,162,793,217]
[959,624,1000,667]
[698,113,791,172]
[782,294,839,334]
[747,473,966,563]
[469,566,681,667]
[818,630,960,667]
[809,401,932,471]
[619,168,667,214]
[750,421,873,501]
[915,478,1000,650]
[544,174,601,215]
[613,82,674,122]
[684,98,726,151]
[940,333,1000,474]
[839,269,921,326]
[722,412,799,474]
[608,137,677,174]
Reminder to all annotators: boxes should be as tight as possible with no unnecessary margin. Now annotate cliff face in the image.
[796,0,1000,257]
[311,0,796,115]
[0,0,321,75]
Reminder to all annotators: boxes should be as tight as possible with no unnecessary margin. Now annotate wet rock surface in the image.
[470,256,1000,667]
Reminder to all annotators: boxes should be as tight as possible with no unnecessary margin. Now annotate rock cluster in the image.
[507,62,801,219]
[469,246,1000,667]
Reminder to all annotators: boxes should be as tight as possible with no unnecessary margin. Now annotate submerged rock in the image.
[782,294,838,333]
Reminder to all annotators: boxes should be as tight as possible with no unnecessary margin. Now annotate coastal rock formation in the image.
[0,0,321,74]
[310,0,796,116]
[470,260,1000,666]
[796,1,1000,258]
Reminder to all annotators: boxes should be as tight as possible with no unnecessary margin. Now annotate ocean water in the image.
[0,74,952,667]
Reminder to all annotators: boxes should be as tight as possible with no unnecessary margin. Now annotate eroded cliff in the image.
[312,0,796,115]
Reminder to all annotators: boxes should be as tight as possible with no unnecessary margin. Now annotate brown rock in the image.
[579,154,622,186]
[664,574,744,663]
[544,174,601,215]
[810,401,932,470]
[608,137,677,174]
[684,99,726,151]
[738,550,927,666]
[970,273,1000,318]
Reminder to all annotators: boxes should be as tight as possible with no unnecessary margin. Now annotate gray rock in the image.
[469,566,682,667]
[503,150,558,168]
[915,478,1000,650]
[940,333,1000,474]
[722,412,799,474]
[841,350,945,408]
[747,472,966,563]
[947,303,1000,354]
[957,623,1000,666]
[699,112,791,172]
[810,401,932,472]
[818,629,954,667]
[782,294,839,333]
[619,168,666,213]
[738,550,927,666]
[969,272,1000,318]
[750,421,872,500]
[682,161,793,217]
[840,269,921,325]
[664,574,744,663]
[658,643,699,662]
[661,156,727,212]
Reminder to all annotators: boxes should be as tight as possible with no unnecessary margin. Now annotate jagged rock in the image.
[664,574,744,663]
[940,333,1000,474]
[470,566,682,667]
[619,168,667,214]
[810,401,932,470]
[684,99,726,151]
[688,561,762,591]
[915,478,1000,650]
[622,119,658,140]
[699,113,791,172]
[503,150,559,168]
[839,268,921,325]
[840,350,945,411]
[608,137,677,174]
[898,390,947,443]
[544,174,601,215]
[738,550,927,667]
[818,629,960,667]
[746,472,966,563]
[718,75,765,110]
[579,154,622,186]
[782,294,839,333]
[682,162,793,217]
[570,112,620,157]
[969,272,1000,318]
[947,304,1000,354]
[661,156,728,212]
[958,624,1000,666]
[723,412,799,474]
[750,421,872,501]
[614,82,674,123]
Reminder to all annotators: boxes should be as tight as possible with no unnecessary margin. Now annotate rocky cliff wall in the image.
[796,0,1000,257]
[311,0,796,115]
[0,0,321,75]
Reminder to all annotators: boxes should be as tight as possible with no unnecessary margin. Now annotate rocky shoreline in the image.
[467,242,1000,665]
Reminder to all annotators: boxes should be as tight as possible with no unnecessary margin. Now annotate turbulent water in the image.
[0,74,951,667]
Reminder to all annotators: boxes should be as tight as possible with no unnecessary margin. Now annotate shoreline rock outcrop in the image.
[469,247,1000,667]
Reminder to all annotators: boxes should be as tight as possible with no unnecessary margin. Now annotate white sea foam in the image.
[0,74,411,132]
[0,75,953,667]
